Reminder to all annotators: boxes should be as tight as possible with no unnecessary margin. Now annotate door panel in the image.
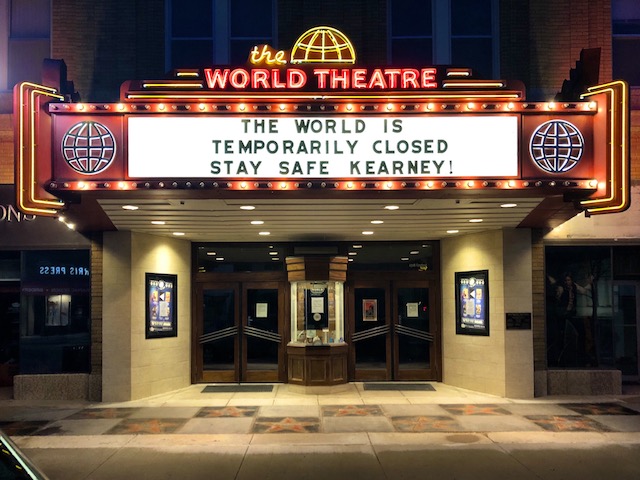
[195,281,285,383]
[613,282,640,380]
[349,279,439,381]
[243,283,283,382]
[395,286,432,379]
[352,286,390,380]
[200,285,239,382]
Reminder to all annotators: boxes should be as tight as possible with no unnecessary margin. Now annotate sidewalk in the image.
[2,382,640,480]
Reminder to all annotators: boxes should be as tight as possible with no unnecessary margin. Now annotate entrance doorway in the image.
[194,280,287,383]
[348,276,440,381]
[612,281,640,381]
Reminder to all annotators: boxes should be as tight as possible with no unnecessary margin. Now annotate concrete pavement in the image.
[2,382,640,479]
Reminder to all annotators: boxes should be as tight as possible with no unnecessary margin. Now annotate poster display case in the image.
[286,256,348,386]
[290,281,344,346]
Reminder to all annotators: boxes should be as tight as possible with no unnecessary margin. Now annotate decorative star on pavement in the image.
[253,417,320,433]
[442,404,510,416]
[323,405,382,416]
[527,415,606,432]
[197,406,258,418]
[392,416,460,432]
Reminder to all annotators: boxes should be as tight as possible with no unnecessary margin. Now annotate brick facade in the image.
[51,0,165,102]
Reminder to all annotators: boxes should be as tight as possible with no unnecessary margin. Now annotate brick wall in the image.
[0,113,13,184]
[90,233,103,378]
[500,0,612,101]
[632,108,640,183]
[51,0,165,102]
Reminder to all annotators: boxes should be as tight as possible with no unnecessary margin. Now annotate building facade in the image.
[0,0,638,401]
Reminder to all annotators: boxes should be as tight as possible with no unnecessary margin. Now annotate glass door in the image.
[197,284,239,382]
[242,282,284,382]
[351,284,391,380]
[198,284,239,382]
[349,279,439,381]
[195,281,285,383]
[612,282,640,381]
[393,282,437,380]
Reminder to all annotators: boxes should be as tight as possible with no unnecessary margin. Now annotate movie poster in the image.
[455,270,489,336]
[146,273,177,338]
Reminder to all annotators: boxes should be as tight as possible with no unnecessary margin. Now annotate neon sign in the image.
[204,67,438,91]
[205,26,438,91]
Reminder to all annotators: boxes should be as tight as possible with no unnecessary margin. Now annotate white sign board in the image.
[128,116,518,179]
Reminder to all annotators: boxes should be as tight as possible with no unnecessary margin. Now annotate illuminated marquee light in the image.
[579,80,629,214]
[15,82,65,216]
[16,25,623,220]
[46,178,591,193]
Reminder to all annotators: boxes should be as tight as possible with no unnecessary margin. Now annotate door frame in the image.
[347,271,442,382]
[348,280,392,381]
[241,281,287,383]
[192,272,288,383]
[613,280,640,382]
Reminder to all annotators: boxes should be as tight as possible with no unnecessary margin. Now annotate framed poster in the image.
[145,273,177,339]
[455,270,489,336]
[362,299,377,322]
[305,284,328,329]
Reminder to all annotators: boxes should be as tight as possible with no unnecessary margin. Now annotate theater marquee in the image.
[14,26,629,217]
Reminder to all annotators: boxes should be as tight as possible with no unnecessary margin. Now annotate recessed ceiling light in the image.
[447,229,460,234]
[384,205,399,210]
[362,231,374,235]
[348,252,357,256]
[401,257,409,261]
[206,252,216,256]
[251,220,264,225]
[410,250,419,255]
[173,232,185,236]
[469,218,483,223]
[151,220,165,225]
[352,244,363,249]
[259,231,271,236]
[501,203,518,208]
[371,220,384,224]
[216,257,224,261]
[271,257,280,261]
[240,205,255,210]
[122,205,138,210]
[269,251,278,255]
[348,258,354,262]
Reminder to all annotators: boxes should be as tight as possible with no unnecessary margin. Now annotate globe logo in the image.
[62,121,116,175]
[529,120,584,173]
[290,26,356,64]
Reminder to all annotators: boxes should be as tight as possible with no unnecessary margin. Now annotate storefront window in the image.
[546,245,640,378]
[19,250,91,374]
[612,0,640,86]
[167,0,275,69]
[389,0,497,78]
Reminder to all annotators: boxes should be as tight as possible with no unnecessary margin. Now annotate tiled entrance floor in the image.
[2,383,640,436]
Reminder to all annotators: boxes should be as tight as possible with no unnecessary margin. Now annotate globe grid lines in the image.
[291,26,355,64]
[62,121,116,175]
[529,119,584,173]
